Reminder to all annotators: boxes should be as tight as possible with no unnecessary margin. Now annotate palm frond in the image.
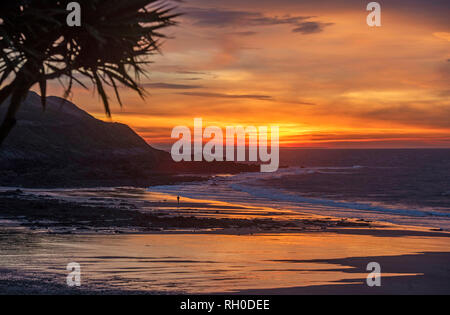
[0,0,179,145]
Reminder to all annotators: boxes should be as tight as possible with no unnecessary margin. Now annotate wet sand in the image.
[236,252,450,295]
[0,188,449,295]
[0,189,374,235]
[0,228,449,294]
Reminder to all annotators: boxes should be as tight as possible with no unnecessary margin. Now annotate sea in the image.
[149,149,450,230]
[5,149,450,230]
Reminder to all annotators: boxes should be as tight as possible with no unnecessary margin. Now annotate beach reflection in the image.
[1,230,448,293]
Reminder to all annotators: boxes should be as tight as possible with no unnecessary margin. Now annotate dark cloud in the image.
[143,82,203,89]
[227,31,258,36]
[179,91,272,101]
[183,7,330,34]
[176,70,210,75]
[300,132,449,141]
[437,90,450,97]
[184,0,449,29]
[183,8,257,27]
[293,101,316,106]
[247,15,313,26]
[292,21,333,34]
[355,105,450,129]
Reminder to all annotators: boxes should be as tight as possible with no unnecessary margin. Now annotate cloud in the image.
[246,15,313,27]
[282,131,450,148]
[321,102,450,129]
[437,89,450,97]
[182,7,331,34]
[143,82,203,89]
[363,105,450,128]
[183,8,258,27]
[299,132,449,141]
[290,101,316,106]
[179,91,272,101]
[176,70,210,75]
[433,32,450,41]
[292,21,333,34]
[226,31,258,36]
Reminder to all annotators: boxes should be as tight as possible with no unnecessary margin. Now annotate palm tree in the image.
[0,0,178,146]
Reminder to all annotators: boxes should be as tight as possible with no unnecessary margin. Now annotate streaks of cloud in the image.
[182,7,331,34]
[292,21,334,34]
[433,32,450,41]
[142,82,203,90]
[179,91,273,101]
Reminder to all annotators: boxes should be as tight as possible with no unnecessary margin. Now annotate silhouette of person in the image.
[177,195,180,206]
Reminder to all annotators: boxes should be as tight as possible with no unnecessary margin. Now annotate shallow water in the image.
[0,229,448,293]
[4,149,450,230]
[147,156,450,230]
[5,166,450,231]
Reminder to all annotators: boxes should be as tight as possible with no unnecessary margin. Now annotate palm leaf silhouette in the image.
[0,0,178,145]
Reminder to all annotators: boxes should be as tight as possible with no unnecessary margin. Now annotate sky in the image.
[43,0,450,149]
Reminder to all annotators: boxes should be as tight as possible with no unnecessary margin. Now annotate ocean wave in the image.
[230,183,450,218]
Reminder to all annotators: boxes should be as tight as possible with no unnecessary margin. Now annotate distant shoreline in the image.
[0,189,376,235]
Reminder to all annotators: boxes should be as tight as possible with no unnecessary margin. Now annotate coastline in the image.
[0,190,376,235]
[1,187,449,295]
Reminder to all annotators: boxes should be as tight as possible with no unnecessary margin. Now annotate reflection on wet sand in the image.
[1,230,449,294]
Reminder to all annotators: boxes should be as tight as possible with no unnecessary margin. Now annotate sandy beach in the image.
[0,187,449,295]
[1,230,449,295]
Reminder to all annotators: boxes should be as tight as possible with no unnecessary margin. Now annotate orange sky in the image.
[41,0,450,150]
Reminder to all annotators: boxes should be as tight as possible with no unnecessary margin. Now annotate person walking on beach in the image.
[177,195,180,206]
